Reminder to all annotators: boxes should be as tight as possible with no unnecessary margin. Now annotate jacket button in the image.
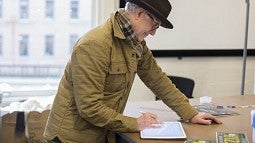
[117,68,120,72]
[132,53,136,57]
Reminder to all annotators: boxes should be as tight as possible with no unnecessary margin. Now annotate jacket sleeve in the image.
[137,42,198,121]
[71,40,138,132]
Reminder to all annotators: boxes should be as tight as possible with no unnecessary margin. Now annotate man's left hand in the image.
[190,113,222,125]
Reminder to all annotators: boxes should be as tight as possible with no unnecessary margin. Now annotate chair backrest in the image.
[168,75,195,98]
[156,75,195,100]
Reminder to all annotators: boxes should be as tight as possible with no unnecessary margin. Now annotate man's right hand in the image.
[136,112,161,130]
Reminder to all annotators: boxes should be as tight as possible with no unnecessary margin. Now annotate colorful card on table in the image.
[185,138,216,143]
[216,132,249,143]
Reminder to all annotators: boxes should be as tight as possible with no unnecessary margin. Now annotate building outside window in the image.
[70,34,78,53]
[0,0,111,103]
[20,0,29,19]
[19,35,29,57]
[45,0,54,19]
[70,0,79,19]
[45,35,54,56]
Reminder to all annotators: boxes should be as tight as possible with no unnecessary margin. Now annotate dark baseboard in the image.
[151,49,255,58]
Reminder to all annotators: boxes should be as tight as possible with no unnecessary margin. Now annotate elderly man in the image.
[43,0,221,143]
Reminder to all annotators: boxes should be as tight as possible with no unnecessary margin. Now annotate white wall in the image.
[146,0,255,50]
[97,0,255,101]
[128,57,255,102]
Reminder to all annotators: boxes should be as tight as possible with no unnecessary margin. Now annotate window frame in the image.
[45,0,54,19]
[70,0,79,19]
[19,34,29,57]
[69,34,78,54]
[45,35,54,56]
[19,0,29,20]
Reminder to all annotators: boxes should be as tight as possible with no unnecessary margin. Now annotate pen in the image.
[241,105,255,108]
[227,105,236,108]
[216,105,224,109]
[139,111,146,114]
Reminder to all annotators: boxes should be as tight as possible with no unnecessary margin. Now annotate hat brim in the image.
[126,0,173,29]
[153,12,173,29]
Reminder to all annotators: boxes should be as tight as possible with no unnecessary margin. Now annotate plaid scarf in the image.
[115,9,143,58]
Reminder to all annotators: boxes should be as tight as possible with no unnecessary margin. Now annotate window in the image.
[20,0,29,19]
[0,35,2,55]
[45,0,54,19]
[70,34,78,53]
[19,35,29,56]
[0,0,96,101]
[45,35,54,56]
[0,0,2,19]
[70,0,79,19]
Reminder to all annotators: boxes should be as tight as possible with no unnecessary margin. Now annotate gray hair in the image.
[125,2,141,13]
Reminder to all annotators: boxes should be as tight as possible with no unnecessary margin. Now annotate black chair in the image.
[156,75,195,100]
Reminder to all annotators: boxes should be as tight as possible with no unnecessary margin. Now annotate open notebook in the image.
[140,122,187,139]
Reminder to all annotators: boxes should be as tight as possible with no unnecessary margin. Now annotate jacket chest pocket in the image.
[105,63,127,92]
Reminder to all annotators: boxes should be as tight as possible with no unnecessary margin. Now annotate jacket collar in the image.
[111,9,127,40]
[110,9,147,47]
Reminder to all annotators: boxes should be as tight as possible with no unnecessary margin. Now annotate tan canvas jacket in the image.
[43,11,198,143]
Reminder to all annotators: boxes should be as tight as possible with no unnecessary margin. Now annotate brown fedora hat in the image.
[125,0,173,29]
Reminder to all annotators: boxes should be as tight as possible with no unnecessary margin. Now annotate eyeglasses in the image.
[145,11,161,31]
